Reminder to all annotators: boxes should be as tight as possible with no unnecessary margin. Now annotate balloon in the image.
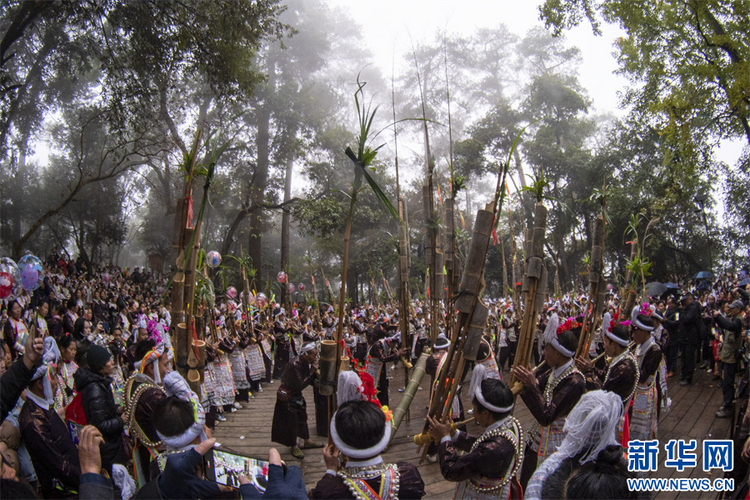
[256,292,268,309]
[227,286,238,299]
[0,258,20,300]
[289,284,295,293]
[17,254,44,292]
[247,293,256,306]
[298,283,306,291]
[206,251,222,269]
[277,271,287,283]
[102,272,110,283]
[20,265,38,291]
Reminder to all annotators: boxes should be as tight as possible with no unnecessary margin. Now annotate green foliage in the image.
[520,169,552,203]
[539,0,750,160]
[344,76,400,222]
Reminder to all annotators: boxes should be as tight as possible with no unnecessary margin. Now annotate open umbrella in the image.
[693,271,714,280]
[739,277,750,288]
[660,283,681,300]
[645,282,667,297]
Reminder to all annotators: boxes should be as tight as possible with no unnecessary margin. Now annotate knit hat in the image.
[88,344,112,374]
[729,300,744,310]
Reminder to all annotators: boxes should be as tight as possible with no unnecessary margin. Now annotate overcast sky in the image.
[326,0,745,169]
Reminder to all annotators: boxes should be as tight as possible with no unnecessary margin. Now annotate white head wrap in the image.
[330,371,391,460]
[469,365,513,414]
[525,390,623,500]
[157,371,207,450]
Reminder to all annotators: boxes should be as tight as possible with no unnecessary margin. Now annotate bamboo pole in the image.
[577,214,606,357]
[509,203,548,394]
[390,352,429,438]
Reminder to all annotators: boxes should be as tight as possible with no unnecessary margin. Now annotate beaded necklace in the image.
[543,363,581,405]
[604,350,638,402]
[466,416,524,493]
[123,372,166,448]
[338,463,400,500]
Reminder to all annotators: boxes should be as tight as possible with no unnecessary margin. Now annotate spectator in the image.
[19,356,81,497]
[74,345,128,472]
[714,300,745,418]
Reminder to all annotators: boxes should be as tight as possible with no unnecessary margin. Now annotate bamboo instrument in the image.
[398,355,413,370]
[577,214,606,357]
[320,267,336,309]
[390,352,429,439]
[417,207,495,463]
[588,341,636,365]
[413,417,476,446]
[509,202,548,398]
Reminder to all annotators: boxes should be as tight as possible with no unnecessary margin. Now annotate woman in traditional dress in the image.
[3,300,29,360]
[309,371,425,499]
[34,300,49,339]
[629,313,662,441]
[229,327,252,405]
[427,375,523,500]
[47,301,64,339]
[56,333,79,406]
[526,390,634,500]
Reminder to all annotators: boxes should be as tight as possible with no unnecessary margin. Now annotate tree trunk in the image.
[280,155,294,307]
[248,69,273,283]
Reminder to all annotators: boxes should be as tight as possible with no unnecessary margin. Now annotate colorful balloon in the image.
[206,250,222,269]
[17,254,44,292]
[256,292,268,309]
[102,272,110,283]
[277,271,287,283]
[0,258,20,300]
[227,286,238,299]
[298,283,306,291]
[289,284,295,293]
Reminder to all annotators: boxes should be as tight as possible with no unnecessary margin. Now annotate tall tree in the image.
[539,0,750,154]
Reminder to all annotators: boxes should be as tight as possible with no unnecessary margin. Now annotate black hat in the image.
[88,344,112,374]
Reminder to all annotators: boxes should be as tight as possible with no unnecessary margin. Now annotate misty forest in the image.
[2,0,749,303]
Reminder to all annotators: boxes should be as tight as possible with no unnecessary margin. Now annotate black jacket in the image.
[0,357,36,422]
[74,367,127,467]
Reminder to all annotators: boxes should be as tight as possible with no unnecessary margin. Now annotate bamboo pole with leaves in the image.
[508,169,550,396]
[168,132,229,390]
[391,66,414,409]
[411,48,441,345]
[330,77,401,434]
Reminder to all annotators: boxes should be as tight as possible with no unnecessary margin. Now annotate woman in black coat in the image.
[74,344,127,472]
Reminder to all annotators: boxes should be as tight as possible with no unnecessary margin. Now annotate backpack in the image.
[65,392,87,425]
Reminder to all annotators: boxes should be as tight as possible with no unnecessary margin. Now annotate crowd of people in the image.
[1,251,749,499]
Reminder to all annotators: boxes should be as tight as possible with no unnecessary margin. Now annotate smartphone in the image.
[67,420,84,445]
[675,312,680,321]
[203,448,269,492]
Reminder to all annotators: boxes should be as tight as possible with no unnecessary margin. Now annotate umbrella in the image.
[660,283,681,300]
[645,282,667,297]
[739,277,750,288]
[693,271,714,280]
